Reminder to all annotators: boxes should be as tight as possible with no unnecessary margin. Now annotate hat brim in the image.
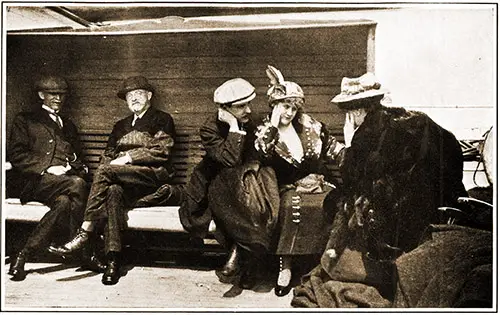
[225,91,256,106]
[330,89,388,104]
[117,85,154,100]
[41,89,68,94]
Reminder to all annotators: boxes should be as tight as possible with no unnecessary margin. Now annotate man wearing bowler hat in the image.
[49,76,176,285]
[7,75,92,281]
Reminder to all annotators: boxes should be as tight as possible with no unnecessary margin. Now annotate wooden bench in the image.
[5,125,486,232]
[4,126,208,234]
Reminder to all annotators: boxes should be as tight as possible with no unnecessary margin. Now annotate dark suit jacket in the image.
[186,112,257,202]
[7,108,86,199]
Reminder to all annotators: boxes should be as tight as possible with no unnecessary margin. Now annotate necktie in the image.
[51,113,63,129]
[132,116,140,127]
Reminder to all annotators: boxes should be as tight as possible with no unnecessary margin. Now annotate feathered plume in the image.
[266,65,285,85]
[266,65,286,99]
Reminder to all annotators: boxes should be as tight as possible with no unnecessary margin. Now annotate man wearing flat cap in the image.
[7,75,91,281]
[292,73,469,307]
[49,76,176,285]
[178,77,258,279]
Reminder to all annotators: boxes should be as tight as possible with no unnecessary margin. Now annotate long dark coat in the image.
[328,106,468,259]
[178,112,257,238]
[291,106,471,308]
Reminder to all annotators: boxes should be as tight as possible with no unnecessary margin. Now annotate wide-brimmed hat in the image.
[266,65,304,104]
[331,72,388,106]
[213,78,256,106]
[35,75,69,94]
[117,76,155,100]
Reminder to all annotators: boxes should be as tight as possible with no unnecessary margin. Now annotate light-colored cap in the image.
[213,78,256,106]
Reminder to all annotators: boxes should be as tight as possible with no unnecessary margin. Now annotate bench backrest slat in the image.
[80,127,343,185]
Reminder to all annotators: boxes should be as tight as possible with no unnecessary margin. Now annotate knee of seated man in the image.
[108,184,124,196]
[68,176,87,190]
[96,164,115,176]
[52,195,71,212]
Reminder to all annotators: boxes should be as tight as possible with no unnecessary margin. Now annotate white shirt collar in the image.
[132,108,149,126]
[135,110,147,119]
[42,105,58,115]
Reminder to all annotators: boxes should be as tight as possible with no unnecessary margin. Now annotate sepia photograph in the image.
[1,1,496,311]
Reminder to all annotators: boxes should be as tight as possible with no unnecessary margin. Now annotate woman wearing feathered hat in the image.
[292,73,469,307]
[253,66,345,296]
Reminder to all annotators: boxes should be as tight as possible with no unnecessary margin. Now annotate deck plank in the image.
[3,260,293,309]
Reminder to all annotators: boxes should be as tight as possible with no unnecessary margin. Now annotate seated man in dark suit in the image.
[49,76,176,285]
[7,75,91,281]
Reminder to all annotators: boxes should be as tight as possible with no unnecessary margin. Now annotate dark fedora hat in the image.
[117,76,155,100]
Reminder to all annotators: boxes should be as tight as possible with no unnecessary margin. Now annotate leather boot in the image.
[9,250,27,281]
[239,251,259,290]
[134,184,172,207]
[274,255,292,297]
[219,244,240,277]
[102,251,120,285]
[48,228,90,257]
[80,241,106,273]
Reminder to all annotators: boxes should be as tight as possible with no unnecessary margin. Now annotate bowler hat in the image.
[331,72,388,109]
[213,78,256,106]
[117,76,155,100]
[35,76,68,93]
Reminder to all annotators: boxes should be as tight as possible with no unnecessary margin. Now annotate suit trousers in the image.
[84,164,163,253]
[22,174,88,254]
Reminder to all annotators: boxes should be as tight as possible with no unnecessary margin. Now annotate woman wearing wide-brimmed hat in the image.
[292,72,469,308]
[253,66,345,297]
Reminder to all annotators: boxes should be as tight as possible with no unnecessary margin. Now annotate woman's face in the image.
[276,98,303,126]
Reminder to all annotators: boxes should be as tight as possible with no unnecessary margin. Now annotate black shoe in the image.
[48,228,90,257]
[239,268,256,290]
[274,285,292,297]
[274,256,292,296]
[9,251,27,281]
[134,184,172,207]
[102,252,120,285]
[81,254,107,273]
[219,245,240,277]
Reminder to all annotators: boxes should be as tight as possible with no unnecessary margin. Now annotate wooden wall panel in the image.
[6,23,373,137]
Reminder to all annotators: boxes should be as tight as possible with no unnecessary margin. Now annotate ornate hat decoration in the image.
[213,78,256,106]
[117,76,155,100]
[266,65,304,104]
[331,72,388,107]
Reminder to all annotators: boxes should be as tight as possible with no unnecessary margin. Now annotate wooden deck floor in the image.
[3,253,294,310]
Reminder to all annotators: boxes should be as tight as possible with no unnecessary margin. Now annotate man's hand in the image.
[46,164,71,176]
[343,112,356,148]
[218,108,239,130]
[110,154,132,165]
[270,104,283,127]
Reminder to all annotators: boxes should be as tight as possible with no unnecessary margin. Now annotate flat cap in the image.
[117,76,155,100]
[213,78,256,106]
[35,75,68,93]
